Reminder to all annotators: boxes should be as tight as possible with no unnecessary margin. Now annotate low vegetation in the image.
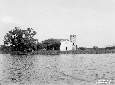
[0,27,115,55]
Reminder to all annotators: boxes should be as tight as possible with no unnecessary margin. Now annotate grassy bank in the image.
[60,49,115,54]
[28,49,115,55]
[0,49,115,55]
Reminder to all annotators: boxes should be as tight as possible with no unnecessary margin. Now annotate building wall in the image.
[60,40,72,51]
[70,35,76,50]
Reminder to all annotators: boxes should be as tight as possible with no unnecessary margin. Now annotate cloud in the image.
[0,16,22,24]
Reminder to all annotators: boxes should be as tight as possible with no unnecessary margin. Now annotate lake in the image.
[0,54,115,85]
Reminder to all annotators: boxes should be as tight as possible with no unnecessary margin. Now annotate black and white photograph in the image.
[0,0,115,85]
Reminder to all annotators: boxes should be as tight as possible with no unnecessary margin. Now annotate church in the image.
[60,35,77,51]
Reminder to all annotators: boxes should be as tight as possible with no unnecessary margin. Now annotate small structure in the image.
[60,39,72,51]
[60,35,77,51]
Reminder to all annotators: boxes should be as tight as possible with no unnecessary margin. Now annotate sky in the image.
[0,0,115,48]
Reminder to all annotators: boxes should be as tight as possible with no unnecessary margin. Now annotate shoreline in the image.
[0,49,115,55]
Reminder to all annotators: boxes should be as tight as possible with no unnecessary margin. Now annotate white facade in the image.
[60,40,73,51]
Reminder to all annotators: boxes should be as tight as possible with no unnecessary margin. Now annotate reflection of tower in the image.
[70,35,76,50]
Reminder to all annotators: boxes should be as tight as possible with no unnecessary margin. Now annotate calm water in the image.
[0,54,115,85]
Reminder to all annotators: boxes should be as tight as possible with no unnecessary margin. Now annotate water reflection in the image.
[0,54,115,85]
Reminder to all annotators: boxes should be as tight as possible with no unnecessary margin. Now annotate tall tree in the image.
[4,27,38,52]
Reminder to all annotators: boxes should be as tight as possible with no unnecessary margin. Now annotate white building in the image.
[60,39,72,51]
[60,35,77,51]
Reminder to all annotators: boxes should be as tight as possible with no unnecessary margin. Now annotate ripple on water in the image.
[0,54,115,85]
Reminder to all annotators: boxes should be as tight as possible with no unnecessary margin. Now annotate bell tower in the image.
[70,35,76,50]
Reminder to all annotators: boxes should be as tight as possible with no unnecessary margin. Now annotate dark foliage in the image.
[105,46,115,50]
[41,38,61,50]
[78,47,86,50]
[93,46,98,50]
[3,27,38,53]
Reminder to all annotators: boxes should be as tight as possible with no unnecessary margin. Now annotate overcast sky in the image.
[0,0,115,48]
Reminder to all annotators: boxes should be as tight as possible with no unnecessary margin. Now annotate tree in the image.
[93,46,98,50]
[113,46,115,49]
[41,38,61,50]
[78,47,86,50]
[105,46,114,50]
[35,42,43,51]
[4,27,38,52]
[0,45,11,53]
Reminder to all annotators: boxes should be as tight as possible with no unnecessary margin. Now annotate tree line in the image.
[0,27,115,54]
[0,27,61,53]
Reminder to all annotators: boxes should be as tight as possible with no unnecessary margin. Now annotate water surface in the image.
[0,54,115,85]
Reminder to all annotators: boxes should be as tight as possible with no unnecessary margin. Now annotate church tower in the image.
[70,35,77,50]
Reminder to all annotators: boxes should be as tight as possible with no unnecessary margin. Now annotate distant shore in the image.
[31,49,115,55]
[0,49,115,55]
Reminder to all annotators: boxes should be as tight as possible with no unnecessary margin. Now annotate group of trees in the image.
[1,27,115,54]
[41,38,60,50]
[1,27,61,53]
